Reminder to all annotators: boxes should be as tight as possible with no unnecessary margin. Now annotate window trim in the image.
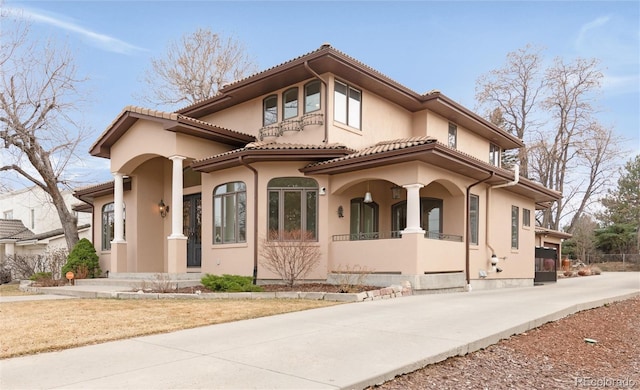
[263,94,278,126]
[213,182,247,245]
[282,87,299,120]
[101,202,125,251]
[267,177,318,241]
[448,123,457,149]
[334,79,362,130]
[511,205,519,250]
[523,208,531,228]
[469,194,479,245]
[489,143,501,167]
[304,80,321,114]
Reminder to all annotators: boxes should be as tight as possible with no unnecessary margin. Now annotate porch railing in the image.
[332,231,463,242]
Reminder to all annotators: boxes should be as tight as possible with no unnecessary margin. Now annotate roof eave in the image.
[192,149,351,173]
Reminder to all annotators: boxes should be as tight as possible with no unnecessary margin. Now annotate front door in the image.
[183,193,202,267]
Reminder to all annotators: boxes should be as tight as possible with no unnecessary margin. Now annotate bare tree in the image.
[138,28,257,108]
[260,230,321,287]
[475,44,545,177]
[477,47,622,232]
[531,57,619,231]
[0,11,88,250]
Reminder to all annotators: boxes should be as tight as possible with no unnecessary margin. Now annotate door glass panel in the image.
[183,199,191,237]
[306,191,317,239]
[283,191,301,234]
[268,191,279,239]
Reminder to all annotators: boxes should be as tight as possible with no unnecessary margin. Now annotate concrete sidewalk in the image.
[1,272,638,390]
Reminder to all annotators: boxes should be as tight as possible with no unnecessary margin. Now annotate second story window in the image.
[489,143,501,166]
[283,88,298,120]
[448,123,457,149]
[334,80,361,130]
[263,95,277,126]
[304,81,321,113]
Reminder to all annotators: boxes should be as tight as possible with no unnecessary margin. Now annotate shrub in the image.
[331,264,374,293]
[260,230,321,287]
[29,272,58,287]
[0,265,11,284]
[62,239,101,279]
[201,274,263,292]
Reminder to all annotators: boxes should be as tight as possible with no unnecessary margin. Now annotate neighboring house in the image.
[0,186,91,263]
[75,44,564,290]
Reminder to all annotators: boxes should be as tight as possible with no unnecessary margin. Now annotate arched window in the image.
[213,182,246,244]
[392,198,443,238]
[102,202,125,251]
[282,88,298,120]
[263,95,278,126]
[304,81,321,114]
[350,198,379,240]
[267,177,318,241]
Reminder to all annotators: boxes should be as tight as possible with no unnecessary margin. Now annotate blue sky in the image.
[3,0,639,187]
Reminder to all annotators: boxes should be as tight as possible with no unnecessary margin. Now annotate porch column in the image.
[169,156,186,238]
[402,183,425,235]
[167,155,187,274]
[113,172,125,243]
[110,172,127,273]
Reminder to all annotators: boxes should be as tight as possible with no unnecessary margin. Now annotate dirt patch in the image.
[370,296,640,389]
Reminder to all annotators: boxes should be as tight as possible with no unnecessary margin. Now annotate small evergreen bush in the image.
[201,274,263,292]
[62,238,101,278]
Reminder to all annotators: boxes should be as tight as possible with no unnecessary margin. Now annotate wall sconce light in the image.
[159,199,169,218]
[363,182,373,203]
[337,205,344,218]
[391,185,402,199]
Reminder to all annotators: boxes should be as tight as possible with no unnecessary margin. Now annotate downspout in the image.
[486,164,520,256]
[304,61,329,144]
[465,172,495,289]
[239,155,259,284]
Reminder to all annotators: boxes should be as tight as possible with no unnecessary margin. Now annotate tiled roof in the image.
[0,219,34,240]
[306,136,437,168]
[179,43,427,114]
[90,105,254,156]
[193,141,353,163]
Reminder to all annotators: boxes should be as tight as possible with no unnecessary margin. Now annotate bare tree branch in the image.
[137,28,258,109]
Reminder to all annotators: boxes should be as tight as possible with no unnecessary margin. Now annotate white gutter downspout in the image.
[486,164,520,256]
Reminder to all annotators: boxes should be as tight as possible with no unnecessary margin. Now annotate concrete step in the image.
[75,276,203,289]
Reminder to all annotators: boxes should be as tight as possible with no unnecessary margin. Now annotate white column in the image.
[402,183,425,235]
[169,155,186,238]
[112,172,125,242]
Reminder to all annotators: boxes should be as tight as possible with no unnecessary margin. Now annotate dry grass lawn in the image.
[0,284,34,296]
[0,296,339,359]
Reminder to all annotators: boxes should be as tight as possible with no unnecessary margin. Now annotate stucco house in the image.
[74,44,563,291]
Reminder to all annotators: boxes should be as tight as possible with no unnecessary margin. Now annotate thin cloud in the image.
[5,6,146,54]
[575,15,611,49]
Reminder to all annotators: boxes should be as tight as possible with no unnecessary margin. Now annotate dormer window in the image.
[334,80,361,130]
[263,95,278,126]
[489,143,501,167]
[448,123,457,149]
[283,88,298,120]
[304,81,321,113]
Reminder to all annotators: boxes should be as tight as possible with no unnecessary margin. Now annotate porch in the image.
[329,229,466,290]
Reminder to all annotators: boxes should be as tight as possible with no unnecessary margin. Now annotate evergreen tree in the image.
[599,155,640,226]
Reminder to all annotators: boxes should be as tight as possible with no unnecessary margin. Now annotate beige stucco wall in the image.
[110,120,232,174]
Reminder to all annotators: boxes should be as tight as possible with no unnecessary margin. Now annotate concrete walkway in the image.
[1,272,638,390]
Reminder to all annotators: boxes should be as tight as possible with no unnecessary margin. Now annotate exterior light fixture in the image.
[363,182,373,203]
[337,205,344,218]
[391,185,402,199]
[159,199,169,218]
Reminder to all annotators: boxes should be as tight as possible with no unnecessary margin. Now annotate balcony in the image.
[259,113,324,141]
[332,231,463,242]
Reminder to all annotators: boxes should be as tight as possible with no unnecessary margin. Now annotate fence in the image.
[585,253,640,272]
